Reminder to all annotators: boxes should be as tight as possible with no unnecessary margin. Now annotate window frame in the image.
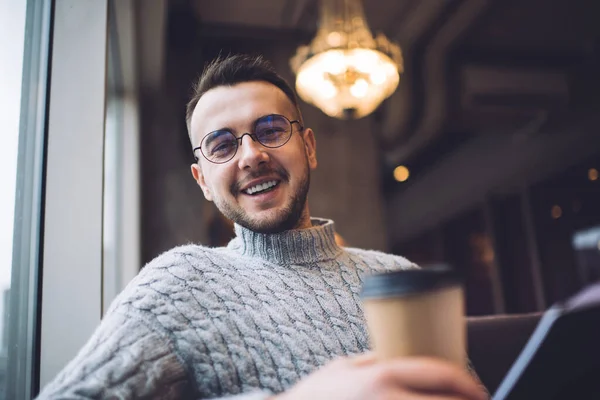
[6,0,52,398]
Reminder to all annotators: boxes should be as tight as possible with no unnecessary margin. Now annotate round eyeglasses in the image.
[193,114,303,164]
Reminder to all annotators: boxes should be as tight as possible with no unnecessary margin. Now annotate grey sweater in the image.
[37,218,418,399]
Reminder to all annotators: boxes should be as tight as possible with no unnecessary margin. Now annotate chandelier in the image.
[290,0,403,119]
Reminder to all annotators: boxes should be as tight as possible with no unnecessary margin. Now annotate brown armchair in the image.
[467,313,542,394]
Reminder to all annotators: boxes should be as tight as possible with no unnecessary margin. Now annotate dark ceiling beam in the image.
[459,65,570,113]
[383,0,491,167]
[377,0,450,147]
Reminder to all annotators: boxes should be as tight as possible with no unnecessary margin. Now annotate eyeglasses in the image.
[193,114,303,164]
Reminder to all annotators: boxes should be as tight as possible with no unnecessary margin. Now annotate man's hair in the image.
[185,54,301,143]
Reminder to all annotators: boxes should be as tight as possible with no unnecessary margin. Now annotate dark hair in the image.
[185,54,301,143]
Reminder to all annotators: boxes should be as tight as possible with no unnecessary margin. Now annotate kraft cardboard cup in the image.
[361,266,465,366]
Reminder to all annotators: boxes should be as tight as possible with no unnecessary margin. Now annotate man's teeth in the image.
[245,180,278,195]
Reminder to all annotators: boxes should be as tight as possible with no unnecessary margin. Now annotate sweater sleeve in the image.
[36,311,192,399]
[35,309,278,400]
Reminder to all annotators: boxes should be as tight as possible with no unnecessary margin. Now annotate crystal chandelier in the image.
[290,0,403,119]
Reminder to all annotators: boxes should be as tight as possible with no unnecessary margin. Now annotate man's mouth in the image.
[243,180,280,195]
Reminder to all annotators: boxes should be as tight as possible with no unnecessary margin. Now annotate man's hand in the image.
[274,353,488,400]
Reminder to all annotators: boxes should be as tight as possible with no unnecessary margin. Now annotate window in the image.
[0,0,26,395]
[1,0,51,398]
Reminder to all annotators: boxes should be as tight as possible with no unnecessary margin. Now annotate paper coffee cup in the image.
[361,266,465,366]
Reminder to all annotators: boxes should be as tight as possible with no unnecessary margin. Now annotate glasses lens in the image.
[202,130,237,162]
[255,115,292,148]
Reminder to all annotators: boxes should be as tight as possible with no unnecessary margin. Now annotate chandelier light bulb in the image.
[320,80,338,99]
[370,70,386,85]
[327,31,343,47]
[350,79,369,98]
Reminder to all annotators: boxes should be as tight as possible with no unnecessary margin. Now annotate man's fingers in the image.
[380,357,487,400]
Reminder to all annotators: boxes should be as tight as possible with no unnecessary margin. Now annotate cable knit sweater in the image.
[37,218,419,399]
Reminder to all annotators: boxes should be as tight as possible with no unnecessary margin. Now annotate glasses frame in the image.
[193,114,303,164]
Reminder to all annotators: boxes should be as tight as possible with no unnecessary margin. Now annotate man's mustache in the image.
[231,165,290,194]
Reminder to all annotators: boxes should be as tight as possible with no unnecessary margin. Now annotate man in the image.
[38,55,487,400]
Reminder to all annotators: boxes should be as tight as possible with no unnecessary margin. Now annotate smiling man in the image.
[189,79,315,234]
[37,55,487,400]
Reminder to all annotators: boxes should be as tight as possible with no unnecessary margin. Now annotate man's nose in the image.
[236,134,269,170]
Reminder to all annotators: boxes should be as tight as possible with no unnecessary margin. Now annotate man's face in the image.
[190,81,317,233]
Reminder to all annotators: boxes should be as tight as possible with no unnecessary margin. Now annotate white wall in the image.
[40,0,107,387]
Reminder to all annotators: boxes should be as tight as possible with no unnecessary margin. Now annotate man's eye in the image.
[211,141,235,154]
[259,128,284,138]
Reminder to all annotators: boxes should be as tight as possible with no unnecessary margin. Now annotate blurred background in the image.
[2,0,600,396]
[132,0,600,316]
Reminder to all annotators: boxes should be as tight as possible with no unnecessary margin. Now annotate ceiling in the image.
[191,0,414,34]
[463,0,598,54]
[192,0,306,30]
[167,0,600,169]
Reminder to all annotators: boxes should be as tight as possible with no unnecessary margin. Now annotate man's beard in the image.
[213,162,310,234]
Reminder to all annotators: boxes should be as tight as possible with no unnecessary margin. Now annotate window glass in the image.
[1,0,51,397]
[0,0,28,397]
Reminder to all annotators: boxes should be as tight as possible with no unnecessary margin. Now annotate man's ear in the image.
[302,128,317,170]
[190,163,213,202]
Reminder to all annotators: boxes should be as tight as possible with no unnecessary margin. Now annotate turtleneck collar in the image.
[226,218,343,265]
